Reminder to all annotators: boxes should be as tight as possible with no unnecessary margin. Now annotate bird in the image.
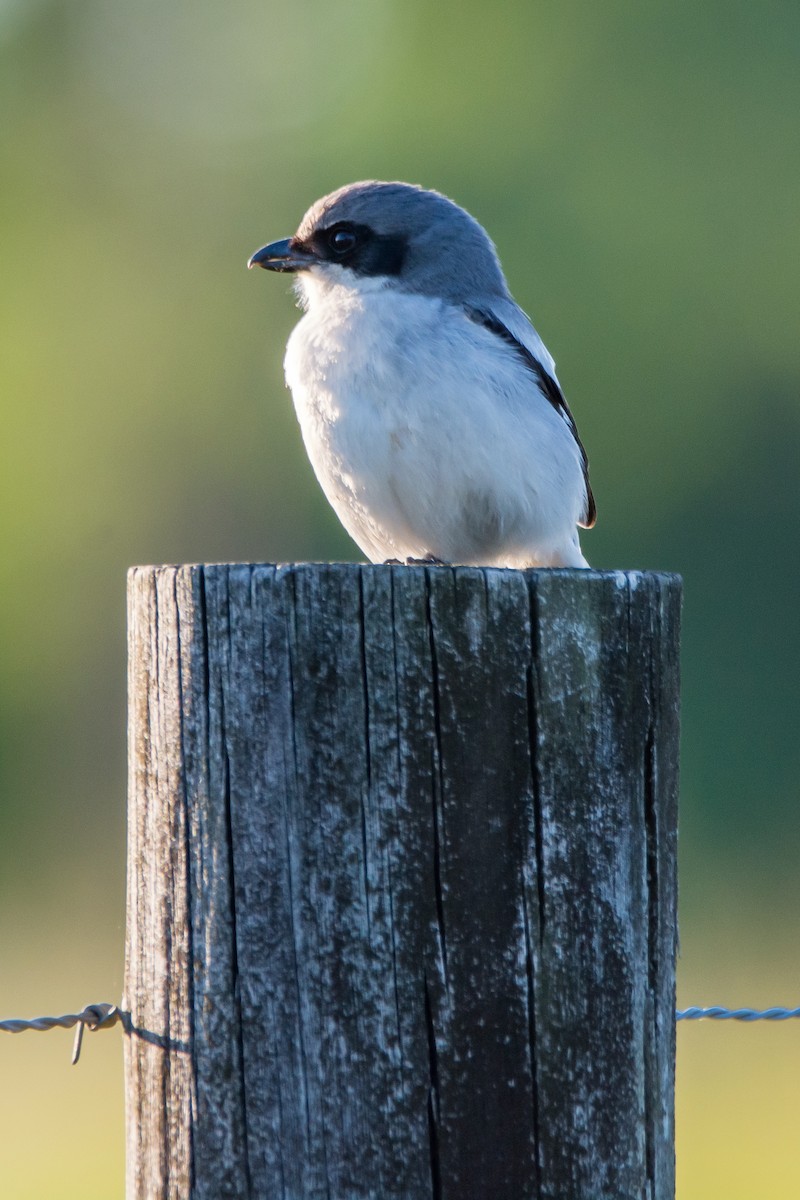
[248,181,595,568]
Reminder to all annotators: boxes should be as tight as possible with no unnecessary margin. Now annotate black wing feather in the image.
[464,305,596,528]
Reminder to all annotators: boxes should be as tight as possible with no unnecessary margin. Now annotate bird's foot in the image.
[382,555,449,566]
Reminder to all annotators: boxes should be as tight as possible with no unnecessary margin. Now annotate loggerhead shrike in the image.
[248,181,595,567]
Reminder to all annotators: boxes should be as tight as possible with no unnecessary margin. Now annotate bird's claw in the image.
[381,556,449,566]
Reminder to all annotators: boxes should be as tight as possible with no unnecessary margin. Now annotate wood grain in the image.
[125,564,680,1200]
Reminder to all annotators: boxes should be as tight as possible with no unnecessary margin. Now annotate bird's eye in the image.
[328,227,357,255]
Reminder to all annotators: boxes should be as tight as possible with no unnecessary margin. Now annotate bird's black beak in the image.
[247,237,316,273]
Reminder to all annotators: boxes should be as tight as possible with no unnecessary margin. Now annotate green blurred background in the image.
[1,0,798,1195]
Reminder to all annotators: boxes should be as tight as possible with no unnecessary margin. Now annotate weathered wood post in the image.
[125,563,680,1200]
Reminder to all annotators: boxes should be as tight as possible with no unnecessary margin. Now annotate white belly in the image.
[284,285,587,567]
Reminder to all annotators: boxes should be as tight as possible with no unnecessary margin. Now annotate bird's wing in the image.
[463,301,596,528]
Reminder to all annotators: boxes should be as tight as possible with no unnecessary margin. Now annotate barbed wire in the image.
[0,1003,125,1064]
[3,1001,800,1067]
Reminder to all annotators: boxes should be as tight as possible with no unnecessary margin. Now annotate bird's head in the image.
[247,181,510,307]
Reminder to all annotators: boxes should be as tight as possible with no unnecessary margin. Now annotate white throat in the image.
[294,264,397,312]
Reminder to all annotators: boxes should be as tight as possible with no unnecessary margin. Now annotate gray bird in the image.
[248,181,595,567]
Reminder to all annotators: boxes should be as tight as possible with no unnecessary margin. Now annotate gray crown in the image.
[297,181,511,303]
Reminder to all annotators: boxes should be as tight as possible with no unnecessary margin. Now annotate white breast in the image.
[283,272,588,567]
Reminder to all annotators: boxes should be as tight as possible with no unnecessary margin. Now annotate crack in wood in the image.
[423,972,442,1200]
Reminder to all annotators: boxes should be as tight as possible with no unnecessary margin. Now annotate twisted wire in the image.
[0,1003,124,1064]
[4,1001,800,1067]
[676,1005,800,1021]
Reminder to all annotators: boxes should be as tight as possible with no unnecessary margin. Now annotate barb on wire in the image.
[0,1003,125,1064]
[676,1005,800,1022]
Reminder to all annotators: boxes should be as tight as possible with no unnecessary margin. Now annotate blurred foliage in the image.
[0,0,798,1195]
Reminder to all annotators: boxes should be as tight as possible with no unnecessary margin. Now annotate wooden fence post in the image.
[125,563,681,1200]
